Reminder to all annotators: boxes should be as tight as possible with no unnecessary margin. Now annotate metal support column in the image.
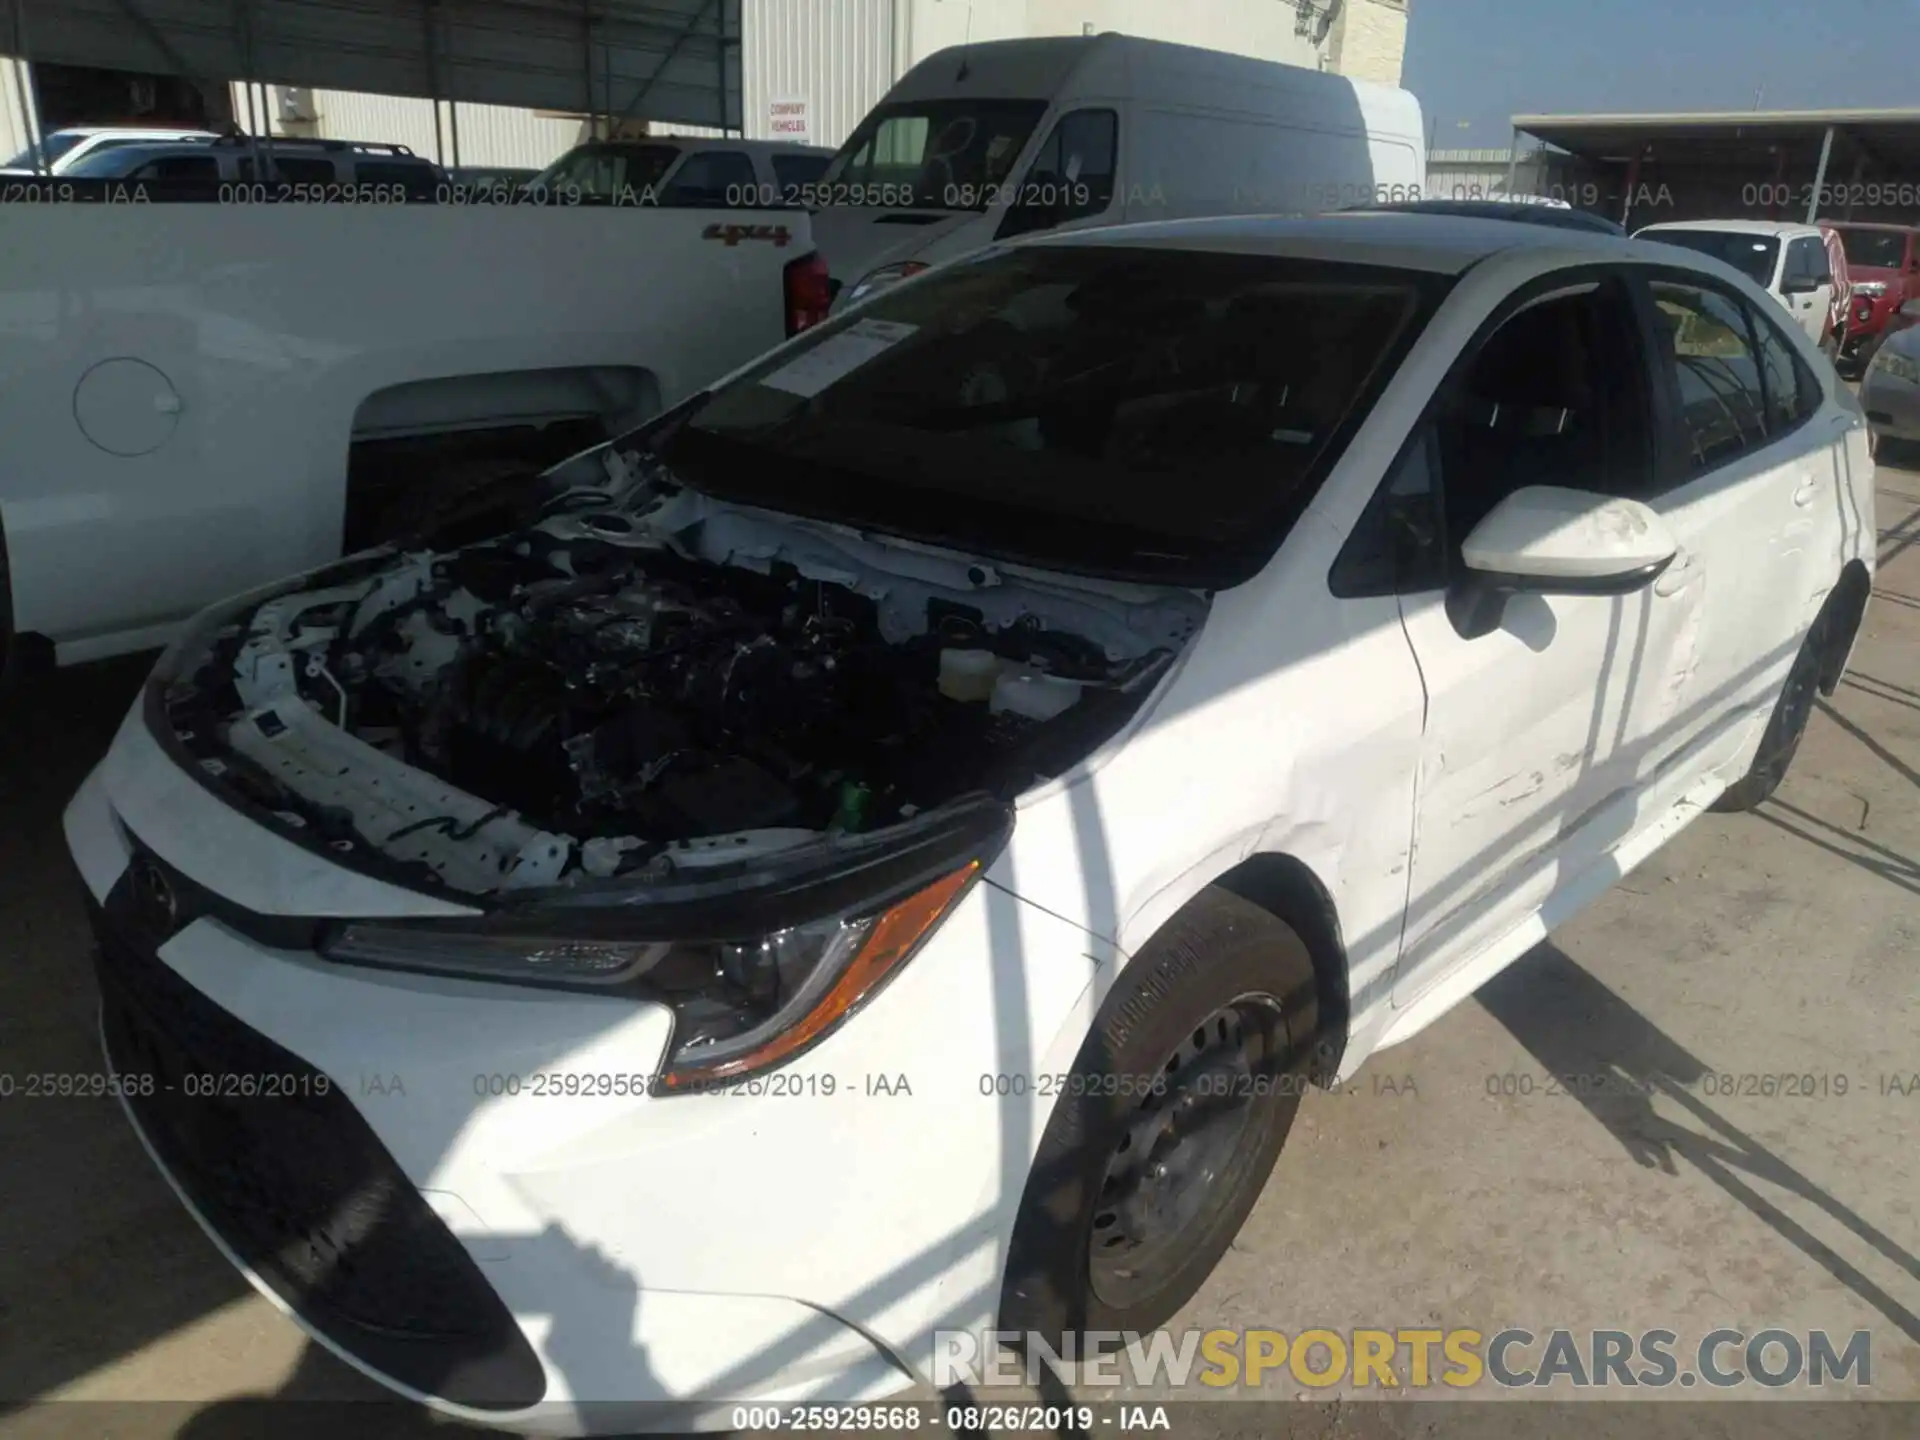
[423,0,444,164]
[716,0,727,135]
[1504,125,1518,197]
[1621,151,1641,228]
[10,0,46,172]
[1843,150,1866,220]
[1807,124,1835,223]
[581,1,597,141]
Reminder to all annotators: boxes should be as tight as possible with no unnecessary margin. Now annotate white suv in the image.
[66,214,1874,1432]
[1,125,217,175]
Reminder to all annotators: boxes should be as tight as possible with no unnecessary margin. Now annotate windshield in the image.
[529,142,682,202]
[61,146,161,178]
[1834,228,1909,270]
[1641,229,1781,286]
[818,100,1049,209]
[658,245,1444,587]
[5,131,86,170]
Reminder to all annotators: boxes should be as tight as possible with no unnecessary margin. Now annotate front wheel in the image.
[997,887,1317,1348]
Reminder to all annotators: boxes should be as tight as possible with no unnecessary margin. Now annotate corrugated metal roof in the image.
[1515,106,1920,129]
[8,0,741,129]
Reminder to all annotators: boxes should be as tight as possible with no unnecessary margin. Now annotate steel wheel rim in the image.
[1087,994,1284,1311]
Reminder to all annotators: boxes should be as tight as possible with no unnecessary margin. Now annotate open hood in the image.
[149,441,1207,901]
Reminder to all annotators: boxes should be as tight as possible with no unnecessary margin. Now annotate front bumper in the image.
[65,707,1106,1433]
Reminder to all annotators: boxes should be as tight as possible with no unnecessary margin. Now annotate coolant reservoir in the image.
[939,648,1002,703]
[990,667,1083,721]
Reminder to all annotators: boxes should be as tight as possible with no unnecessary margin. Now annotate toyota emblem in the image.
[131,856,179,934]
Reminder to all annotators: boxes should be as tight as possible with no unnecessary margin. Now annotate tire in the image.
[997,887,1318,1349]
[1710,608,1829,813]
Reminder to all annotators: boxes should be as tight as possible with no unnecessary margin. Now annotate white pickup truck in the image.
[0,183,827,673]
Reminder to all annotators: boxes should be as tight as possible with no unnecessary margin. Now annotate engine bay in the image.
[158,453,1208,896]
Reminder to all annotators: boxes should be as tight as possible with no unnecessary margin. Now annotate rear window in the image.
[1834,228,1909,270]
[661,246,1445,585]
[532,142,681,202]
[772,153,830,190]
[1641,229,1780,287]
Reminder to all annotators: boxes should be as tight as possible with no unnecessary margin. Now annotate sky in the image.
[1403,0,1920,148]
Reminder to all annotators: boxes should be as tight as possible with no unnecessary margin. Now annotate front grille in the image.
[93,895,545,1410]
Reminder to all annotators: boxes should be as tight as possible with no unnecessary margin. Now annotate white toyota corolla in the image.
[66,214,1875,1433]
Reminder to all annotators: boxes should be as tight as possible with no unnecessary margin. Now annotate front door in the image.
[1389,271,1705,1006]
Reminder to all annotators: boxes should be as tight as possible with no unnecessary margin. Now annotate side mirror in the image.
[1781,273,1821,296]
[1446,486,1678,639]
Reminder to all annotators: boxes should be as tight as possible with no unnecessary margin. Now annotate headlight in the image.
[837,261,930,311]
[1872,347,1920,384]
[319,800,1008,1089]
[1853,281,1887,296]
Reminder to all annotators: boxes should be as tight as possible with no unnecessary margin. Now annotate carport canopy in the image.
[6,0,741,131]
[1511,107,1920,222]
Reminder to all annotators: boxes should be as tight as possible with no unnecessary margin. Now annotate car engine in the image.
[160,473,1205,895]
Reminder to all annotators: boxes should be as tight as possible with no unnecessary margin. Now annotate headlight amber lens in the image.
[320,859,982,1090]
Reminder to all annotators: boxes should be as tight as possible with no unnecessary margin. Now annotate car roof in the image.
[1639,218,1818,237]
[1825,220,1919,234]
[51,126,214,138]
[1038,211,1643,275]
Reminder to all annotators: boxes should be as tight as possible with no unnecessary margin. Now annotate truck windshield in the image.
[658,245,1445,588]
[1834,228,1908,270]
[819,100,1049,209]
[531,143,682,202]
[1641,229,1780,286]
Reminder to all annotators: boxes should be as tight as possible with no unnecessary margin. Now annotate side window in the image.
[1331,278,1653,595]
[997,109,1118,240]
[772,153,829,190]
[1784,237,1827,288]
[1747,300,1821,435]
[273,156,337,184]
[135,155,218,181]
[1329,428,1445,597]
[1647,281,1770,472]
[659,150,758,207]
[354,160,436,195]
[1438,281,1653,552]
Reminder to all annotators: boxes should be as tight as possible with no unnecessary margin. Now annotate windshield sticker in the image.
[760,318,920,398]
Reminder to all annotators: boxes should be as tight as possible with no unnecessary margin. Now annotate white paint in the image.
[768,94,812,143]
[811,32,1427,298]
[1461,488,1678,580]
[65,218,1876,1421]
[0,203,811,660]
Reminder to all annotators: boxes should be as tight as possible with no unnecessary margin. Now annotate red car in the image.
[1827,222,1920,372]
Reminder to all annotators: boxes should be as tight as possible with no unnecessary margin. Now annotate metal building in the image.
[5,0,1412,173]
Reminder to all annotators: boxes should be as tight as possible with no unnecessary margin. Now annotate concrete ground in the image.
[1,462,1915,1440]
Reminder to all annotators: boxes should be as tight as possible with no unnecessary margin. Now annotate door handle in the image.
[1793,473,1820,507]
